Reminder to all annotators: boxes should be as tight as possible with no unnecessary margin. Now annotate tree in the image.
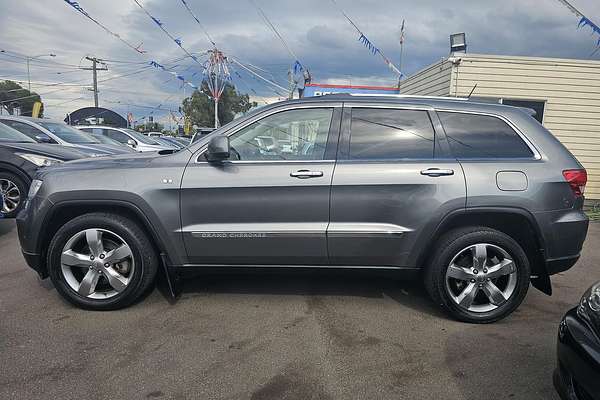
[181,80,256,128]
[0,80,43,117]
[134,121,164,133]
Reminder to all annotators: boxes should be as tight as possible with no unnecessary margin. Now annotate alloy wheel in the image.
[0,178,21,214]
[445,243,518,313]
[60,228,135,299]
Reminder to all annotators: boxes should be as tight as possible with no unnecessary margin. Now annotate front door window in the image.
[229,108,333,161]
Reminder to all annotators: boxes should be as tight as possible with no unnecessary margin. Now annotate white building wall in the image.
[402,53,600,200]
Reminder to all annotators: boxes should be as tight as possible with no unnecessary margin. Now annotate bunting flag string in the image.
[579,17,600,46]
[133,0,203,67]
[249,0,305,75]
[149,60,212,98]
[556,0,600,49]
[63,1,147,54]
[179,0,217,47]
[329,0,402,77]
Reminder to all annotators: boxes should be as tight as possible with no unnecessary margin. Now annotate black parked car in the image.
[555,281,600,400]
[0,122,85,218]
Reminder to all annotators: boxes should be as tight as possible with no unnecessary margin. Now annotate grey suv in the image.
[17,95,589,323]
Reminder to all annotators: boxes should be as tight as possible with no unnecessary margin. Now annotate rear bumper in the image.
[535,209,589,275]
[554,308,600,400]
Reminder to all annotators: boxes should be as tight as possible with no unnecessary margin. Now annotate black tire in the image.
[0,171,28,218]
[424,226,530,323]
[47,212,158,310]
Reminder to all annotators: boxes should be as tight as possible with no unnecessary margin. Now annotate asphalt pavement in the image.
[1,219,599,400]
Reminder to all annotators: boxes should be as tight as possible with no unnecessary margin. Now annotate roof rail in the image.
[346,93,470,101]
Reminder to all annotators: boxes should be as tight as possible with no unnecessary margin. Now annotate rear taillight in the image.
[563,169,587,197]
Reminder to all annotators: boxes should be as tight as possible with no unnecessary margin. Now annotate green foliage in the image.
[0,80,43,117]
[182,80,257,128]
[134,122,164,133]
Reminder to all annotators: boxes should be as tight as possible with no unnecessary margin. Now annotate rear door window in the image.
[438,112,534,159]
[349,108,435,160]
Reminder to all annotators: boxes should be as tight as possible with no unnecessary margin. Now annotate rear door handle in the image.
[290,170,324,179]
[420,168,454,177]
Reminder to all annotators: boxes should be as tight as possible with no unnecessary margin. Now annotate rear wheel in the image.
[424,227,530,323]
[47,213,158,310]
[0,172,27,218]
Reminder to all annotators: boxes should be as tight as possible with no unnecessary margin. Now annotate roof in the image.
[289,93,531,117]
[305,83,399,91]
[0,115,65,124]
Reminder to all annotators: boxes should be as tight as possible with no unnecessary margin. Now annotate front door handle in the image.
[420,168,454,177]
[290,170,324,179]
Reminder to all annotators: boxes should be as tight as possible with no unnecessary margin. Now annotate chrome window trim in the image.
[194,103,342,164]
[434,108,542,160]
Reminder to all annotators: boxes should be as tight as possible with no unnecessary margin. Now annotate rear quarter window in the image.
[438,112,534,159]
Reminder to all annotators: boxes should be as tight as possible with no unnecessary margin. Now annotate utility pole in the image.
[82,56,108,107]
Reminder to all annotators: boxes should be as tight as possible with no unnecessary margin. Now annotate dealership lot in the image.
[0,219,598,400]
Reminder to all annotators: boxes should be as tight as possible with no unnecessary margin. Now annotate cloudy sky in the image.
[1,0,599,125]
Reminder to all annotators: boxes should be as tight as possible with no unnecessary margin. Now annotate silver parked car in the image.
[74,126,172,152]
[0,116,130,157]
[17,95,588,322]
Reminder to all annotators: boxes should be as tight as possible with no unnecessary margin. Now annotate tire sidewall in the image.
[0,172,28,218]
[432,229,530,323]
[48,215,148,310]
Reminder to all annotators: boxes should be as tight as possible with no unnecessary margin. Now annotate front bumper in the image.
[16,195,53,278]
[554,308,600,400]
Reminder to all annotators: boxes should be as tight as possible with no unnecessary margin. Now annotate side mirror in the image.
[35,135,52,143]
[206,135,230,162]
[127,139,137,147]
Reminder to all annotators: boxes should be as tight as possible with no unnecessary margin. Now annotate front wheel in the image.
[47,213,158,310]
[424,227,531,323]
[0,172,27,218]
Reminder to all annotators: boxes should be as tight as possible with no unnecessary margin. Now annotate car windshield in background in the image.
[0,122,36,143]
[122,129,160,145]
[89,133,123,146]
[38,122,99,144]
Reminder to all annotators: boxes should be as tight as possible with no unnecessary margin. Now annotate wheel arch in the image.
[37,199,177,276]
[414,207,551,294]
[0,162,32,185]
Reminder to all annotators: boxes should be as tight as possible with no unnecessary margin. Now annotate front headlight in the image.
[577,281,600,328]
[16,153,63,167]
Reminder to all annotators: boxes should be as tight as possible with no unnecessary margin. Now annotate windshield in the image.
[0,122,36,143]
[122,128,161,145]
[38,121,99,144]
[89,133,122,146]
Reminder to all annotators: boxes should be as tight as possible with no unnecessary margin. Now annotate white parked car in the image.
[74,126,172,152]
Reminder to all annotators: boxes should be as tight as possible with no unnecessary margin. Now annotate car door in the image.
[328,104,466,267]
[180,103,342,266]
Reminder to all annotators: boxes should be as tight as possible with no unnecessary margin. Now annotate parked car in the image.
[172,136,191,147]
[0,122,84,218]
[74,126,172,152]
[145,131,163,137]
[155,136,185,149]
[554,280,600,400]
[191,127,215,143]
[0,116,130,156]
[86,132,135,151]
[17,95,588,320]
